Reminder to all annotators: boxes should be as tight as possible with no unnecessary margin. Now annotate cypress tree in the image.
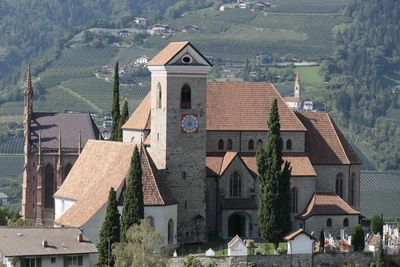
[120,145,144,241]
[98,187,120,267]
[111,62,121,141]
[117,100,129,141]
[257,98,291,251]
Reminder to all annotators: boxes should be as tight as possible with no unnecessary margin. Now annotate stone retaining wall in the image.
[168,252,372,267]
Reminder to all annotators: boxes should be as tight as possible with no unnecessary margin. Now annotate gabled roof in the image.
[122,92,151,130]
[228,235,246,248]
[54,141,175,227]
[283,228,316,241]
[296,192,360,220]
[30,112,100,149]
[207,82,306,131]
[206,152,316,178]
[296,112,361,165]
[0,228,97,257]
[147,41,212,66]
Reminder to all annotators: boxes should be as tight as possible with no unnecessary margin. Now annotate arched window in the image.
[63,163,72,182]
[157,83,162,109]
[248,139,254,150]
[286,139,292,150]
[343,218,349,227]
[257,139,262,147]
[146,216,155,228]
[181,84,191,109]
[218,139,224,150]
[229,171,241,197]
[327,218,332,228]
[44,164,55,208]
[168,219,174,244]
[349,173,356,205]
[335,173,344,198]
[291,187,298,213]
[227,139,233,150]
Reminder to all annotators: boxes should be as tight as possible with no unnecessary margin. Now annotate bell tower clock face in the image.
[181,114,199,133]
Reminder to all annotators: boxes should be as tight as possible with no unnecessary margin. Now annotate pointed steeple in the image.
[57,131,63,171]
[294,72,301,99]
[24,64,33,117]
[78,131,82,154]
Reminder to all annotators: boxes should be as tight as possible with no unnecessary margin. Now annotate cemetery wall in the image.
[168,252,372,267]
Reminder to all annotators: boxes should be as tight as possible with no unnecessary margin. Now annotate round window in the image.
[182,54,192,64]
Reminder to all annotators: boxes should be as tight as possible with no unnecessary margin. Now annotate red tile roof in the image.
[206,82,306,131]
[122,92,151,130]
[283,228,315,241]
[54,141,175,227]
[296,112,361,165]
[206,152,316,177]
[296,192,360,220]
[147,42,190,66]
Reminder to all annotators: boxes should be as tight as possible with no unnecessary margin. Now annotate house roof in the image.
[54,141,175,227]
[367,234,381,246]
[206,152,316,178]
[360,172,400,220]
[283,228,315,241]
[146,41,189,66]
[296,192,360,220]
[296,112,361,165]
[0,193,8,198]
[122,92,151,130]
[124,82,306,132]
[30,112,100,149]
[206,82,306,131]
[0,228,97,257]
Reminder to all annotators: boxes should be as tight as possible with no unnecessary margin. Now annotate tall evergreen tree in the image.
[111,62,121,141]
[98,187,120,267]
[120,145,144,241]
[257,98,291,250]
[117,100,129,141]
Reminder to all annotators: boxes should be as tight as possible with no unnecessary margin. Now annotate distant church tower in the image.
[147,42,212,243]
[294,73,301,99]
[21,66,99,226]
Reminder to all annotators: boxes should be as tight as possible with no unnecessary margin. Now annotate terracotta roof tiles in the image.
[207,82,306,131]
[296,112,361,165]
[147,41,190,66]
[283,228,315,241]
[122,92,151,130]
[296,192,360,220]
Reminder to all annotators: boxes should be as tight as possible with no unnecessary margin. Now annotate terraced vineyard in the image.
[0,137,23,154]
[0,154,24,177]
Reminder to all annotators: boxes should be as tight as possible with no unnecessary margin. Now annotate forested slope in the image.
[322,0,400,170]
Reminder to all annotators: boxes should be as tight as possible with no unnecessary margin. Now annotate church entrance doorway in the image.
[228,213,246,237]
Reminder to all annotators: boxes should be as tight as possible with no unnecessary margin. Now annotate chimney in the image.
[77,230,83,242]
[42,240,48,247]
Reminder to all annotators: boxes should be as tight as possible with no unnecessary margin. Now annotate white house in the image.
[227,235,248,256]
[54,141,178,247]
[0,193,9,207]
[134,17,147,26]
[135,56,149,66]
[284,228,315,254]
[303,98,314,111]
[0,228,97,267]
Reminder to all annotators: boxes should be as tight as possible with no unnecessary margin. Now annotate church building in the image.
[53,42,362,245]
[22,66,100,226]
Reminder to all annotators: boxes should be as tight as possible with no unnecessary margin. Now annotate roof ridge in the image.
[326,113,350,164]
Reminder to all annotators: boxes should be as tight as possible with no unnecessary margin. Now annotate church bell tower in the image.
[147,42,212,242]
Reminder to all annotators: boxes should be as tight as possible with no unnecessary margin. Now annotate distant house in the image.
[135,56,149,66]
[181,25,200,33]
[0,228,97,267]
[220,5,225,11]
[134,17,147,26]
[303,98,314,111]
[238,2,248,9]
[0,193,8,207]
[284,229,315,254]
[118,30,130,38]
[367,234,381,254]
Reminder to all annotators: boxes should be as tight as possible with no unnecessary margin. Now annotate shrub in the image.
[183,255,201,267]
[370,215,383,234]
[351,224,365,251]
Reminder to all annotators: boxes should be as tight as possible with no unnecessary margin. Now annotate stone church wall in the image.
[206,131,305,153]
[290,176,316,227]
[304,214,359,236]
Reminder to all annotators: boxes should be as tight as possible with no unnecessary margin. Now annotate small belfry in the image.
[294,72,301,98]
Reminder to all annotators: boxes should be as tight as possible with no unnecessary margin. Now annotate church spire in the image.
[294,72,301,99]
[24,64,33,117]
